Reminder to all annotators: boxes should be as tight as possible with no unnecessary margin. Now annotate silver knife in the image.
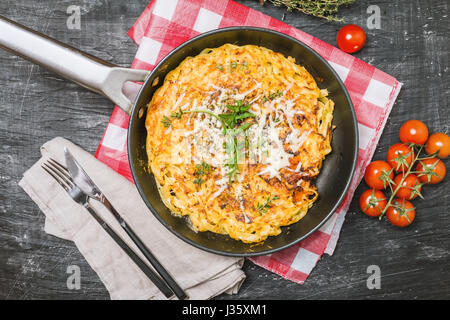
[63,147,187,300]
[64,147,103,200]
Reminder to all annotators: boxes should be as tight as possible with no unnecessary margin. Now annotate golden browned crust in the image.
[145,44,334,243]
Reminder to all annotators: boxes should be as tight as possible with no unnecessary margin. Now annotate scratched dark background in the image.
[0,0,449,300]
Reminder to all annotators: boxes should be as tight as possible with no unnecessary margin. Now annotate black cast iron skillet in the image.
[0,16,358,257]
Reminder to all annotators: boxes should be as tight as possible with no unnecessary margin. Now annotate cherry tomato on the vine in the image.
[399,120,429,145]
[393,173,422,200]
[336,24,366,53]
[357,119,448,228]
[364,160,393,189]
[425,132,450,158]
[386,199,415,227]
[416,158,446,184]
[387,143,414,172]
[359,189,387,217]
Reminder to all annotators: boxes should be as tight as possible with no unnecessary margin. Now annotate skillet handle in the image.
[0,15,149,115]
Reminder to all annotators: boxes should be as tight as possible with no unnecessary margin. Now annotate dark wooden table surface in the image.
[0,0,449,300]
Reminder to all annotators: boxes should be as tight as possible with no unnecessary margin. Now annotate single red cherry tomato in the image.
[387,143,414,172]
[364,160,393,189]
[337,24,366,53]
[399,120,429,145]
[425,132,450,158]
[386,199,415,227]
[393,173,422,200]
[359,189,387,217]
[416,158,446,184]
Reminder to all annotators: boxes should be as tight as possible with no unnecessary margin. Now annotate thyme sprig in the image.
[161,108,227,130]
[262,90,283,103]
[193,161,211,186]
[259,0,355,22]
[256,195,279,214]
[161,115,172,128]
[216,61,248,72]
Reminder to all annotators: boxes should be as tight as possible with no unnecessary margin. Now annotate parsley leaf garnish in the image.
[218,100,255,133]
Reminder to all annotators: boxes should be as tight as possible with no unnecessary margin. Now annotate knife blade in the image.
[64,147,102,200]
[64,147,126,225]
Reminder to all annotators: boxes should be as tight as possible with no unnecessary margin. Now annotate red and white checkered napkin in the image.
[95,0,402,284]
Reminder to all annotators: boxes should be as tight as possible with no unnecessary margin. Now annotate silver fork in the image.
[41,158,175,299]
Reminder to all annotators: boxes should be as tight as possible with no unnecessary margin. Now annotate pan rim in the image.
[127,26,358,257]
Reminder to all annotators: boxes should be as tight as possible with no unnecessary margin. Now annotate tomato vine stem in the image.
[379,144,424,219]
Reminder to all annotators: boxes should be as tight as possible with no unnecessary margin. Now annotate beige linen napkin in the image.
[19,137,245,300]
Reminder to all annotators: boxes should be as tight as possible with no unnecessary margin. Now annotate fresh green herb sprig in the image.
[219,100,256,182]
[161,108,186,128]
[216,61,249,72]
[161,108,227,129]
[219,100,255,132]
[260,0,355,22]
[256,195,279,214]
[193,161,211,186]
[161,115,172,128]
[262,90,283,103]
[224,128,250,183]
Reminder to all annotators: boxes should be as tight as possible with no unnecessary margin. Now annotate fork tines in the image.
[41,158,72,190]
